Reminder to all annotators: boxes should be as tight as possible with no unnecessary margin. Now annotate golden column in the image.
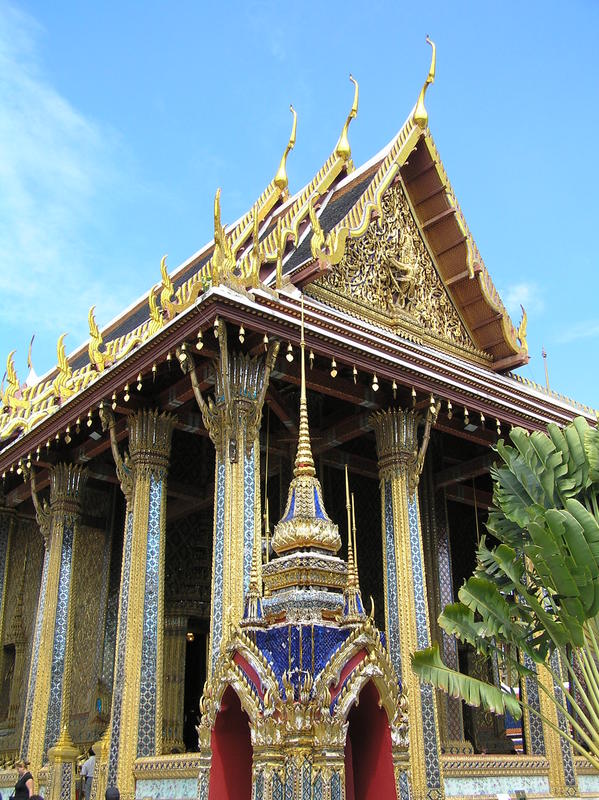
[101,408,175,800]
[371,408,444,800]
[162,614,187,753]
[0,504,15,714]
[179,321,279,674]
[20,464,87,779]
[538,655,578,796]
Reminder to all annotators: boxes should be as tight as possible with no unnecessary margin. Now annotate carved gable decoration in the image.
[312,181,478,355]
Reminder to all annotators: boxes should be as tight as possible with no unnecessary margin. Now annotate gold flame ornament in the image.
[414,36,436,129]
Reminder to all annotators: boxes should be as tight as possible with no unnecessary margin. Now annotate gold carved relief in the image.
[314,181,475,352]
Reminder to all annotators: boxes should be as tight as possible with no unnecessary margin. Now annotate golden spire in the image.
[414,36,436,129]
[274,105,298,193]
[294,297,315,477]
[335,74,359,162]
[270,295,340,555]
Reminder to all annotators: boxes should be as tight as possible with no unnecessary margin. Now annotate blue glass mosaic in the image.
[137,476,162,757]
[107,510,134,787]
[550,650,577,790]
[408,495,442,793]
[282,489,296,522]
[44,522,74,754]
[301,761,311,800]
[211,460,226,672]
[272,773,284,800]
[285,763,296,800]
[253,624,350,693]
[22,531,50,756]
[384,480,402,679]
[331,771,341,800]
[523,654,546,755]
[243,448,255,596]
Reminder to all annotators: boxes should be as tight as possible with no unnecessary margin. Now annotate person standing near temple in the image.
[14,760,33,800]
[81,749,96,800]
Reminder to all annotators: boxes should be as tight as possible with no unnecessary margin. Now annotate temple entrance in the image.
[208,686,252,800]
[344,680,396,800]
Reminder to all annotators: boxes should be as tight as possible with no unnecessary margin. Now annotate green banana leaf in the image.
[412,646,521,719]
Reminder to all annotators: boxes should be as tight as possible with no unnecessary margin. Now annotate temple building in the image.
[0,39,597,800]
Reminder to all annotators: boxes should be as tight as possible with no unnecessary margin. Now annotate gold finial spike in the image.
[351,492,359,588]
[274,105,298,193]
[344,464,352,541]
[335,74,359,161]
[344,466,357,587]
[294,297,315,477]
[414,36,436,129]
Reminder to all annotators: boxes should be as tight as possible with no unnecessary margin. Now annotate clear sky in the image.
[1,1,597,409]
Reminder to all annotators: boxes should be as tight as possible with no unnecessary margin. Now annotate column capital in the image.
[181,320,279,462]
[49,463,88,517]
[371,408,419,477]
[371,405,438,493]
[128,409,175,480]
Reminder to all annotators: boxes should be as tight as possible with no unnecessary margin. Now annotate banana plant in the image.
[412,416,599,769]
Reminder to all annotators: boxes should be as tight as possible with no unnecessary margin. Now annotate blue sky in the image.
[0,1,597,409]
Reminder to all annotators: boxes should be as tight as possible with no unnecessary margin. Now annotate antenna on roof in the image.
[542,346,550,391]
[414,36,436,129]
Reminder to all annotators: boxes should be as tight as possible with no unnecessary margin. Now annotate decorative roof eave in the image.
[0,287,594,475]
[409,133,529,369]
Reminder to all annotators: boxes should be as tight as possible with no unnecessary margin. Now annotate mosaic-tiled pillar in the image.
[312,758,344,800]
[21,464,87,776]
[183,322,278,673]
[539,656,577,797]
[419,463,470,755]
[162,614,187,753]
[372,409,444,800]
[0,505,15,650]
[105,409,175,800]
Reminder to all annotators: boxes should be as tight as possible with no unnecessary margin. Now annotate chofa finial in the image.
[414,36,436,129]
[274,105,298,193]
[335,74,359,162]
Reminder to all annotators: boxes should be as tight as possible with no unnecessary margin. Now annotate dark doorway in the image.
[183,616,207,751]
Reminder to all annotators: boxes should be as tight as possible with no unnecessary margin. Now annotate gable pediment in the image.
[310,180,487,361]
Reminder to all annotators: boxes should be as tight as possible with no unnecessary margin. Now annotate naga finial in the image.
[54,333,74,399]
[1,350,26,409]
[517,304,528,352]
[212,188,236,285]
[274,105,298,194]
[308,196,326,261]
[88,306,106,372]
[159,255,175,314]
[335,74,359,163]
[414,36,436,129]
[249,207,262,286]
[148,285,162,334]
